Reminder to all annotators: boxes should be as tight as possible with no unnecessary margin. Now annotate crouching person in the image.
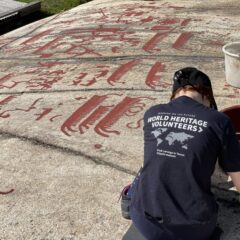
[125,67,240,240]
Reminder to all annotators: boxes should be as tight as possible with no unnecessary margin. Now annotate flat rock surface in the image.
[0,136,132,240]
[0,0,239,239]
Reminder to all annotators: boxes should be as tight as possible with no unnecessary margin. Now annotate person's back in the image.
[128,67,240,240]
[133,95,237,224]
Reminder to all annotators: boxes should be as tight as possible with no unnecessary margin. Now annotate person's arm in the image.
[218,118,240,190]
[227,172,240,192]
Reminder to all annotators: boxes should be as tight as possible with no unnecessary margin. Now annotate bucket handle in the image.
[222,42,240,58]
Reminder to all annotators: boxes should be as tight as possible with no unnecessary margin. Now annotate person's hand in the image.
[227,172,240,192]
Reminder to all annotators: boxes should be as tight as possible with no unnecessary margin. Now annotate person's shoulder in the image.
[206,108,231,127]
[144,103,168,116]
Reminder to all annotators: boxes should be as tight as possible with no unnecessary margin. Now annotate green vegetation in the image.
[17,0,92,15]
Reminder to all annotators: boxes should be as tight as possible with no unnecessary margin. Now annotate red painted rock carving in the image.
[126,118,144,129]
[0,98,42,118]
[0,96,17,106]
[94,96,155,137]
[107,60,141,86]
[143,18,192,53]
[0,189,14,195]
[61,95,110,136]
[143,32,169,52]
[94,144,102,149]
[79,105,112,134]
[172,32,193,50]
[21,30,53,45]
[49,115,62,122]
[223,84,240,99]
[35,108,53,121]
[145,61,169,89]
[61,95,155,137]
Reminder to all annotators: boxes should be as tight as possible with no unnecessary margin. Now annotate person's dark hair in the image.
[170,84,216,109]
[171,67,218,110]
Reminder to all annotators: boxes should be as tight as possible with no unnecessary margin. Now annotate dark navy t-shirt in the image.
[131,96,240,225]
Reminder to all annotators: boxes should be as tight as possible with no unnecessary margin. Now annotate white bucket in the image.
[222,42,240,88]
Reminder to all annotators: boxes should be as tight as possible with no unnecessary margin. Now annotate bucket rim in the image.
[222,42,240,58]
[221,104,240,113]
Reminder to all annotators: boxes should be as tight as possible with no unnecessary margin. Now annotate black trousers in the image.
[130,206,218,240]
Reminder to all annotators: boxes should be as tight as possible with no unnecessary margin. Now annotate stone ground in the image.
[0,0,240,239]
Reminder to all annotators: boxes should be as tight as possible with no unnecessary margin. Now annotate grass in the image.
[17,0,92,15]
